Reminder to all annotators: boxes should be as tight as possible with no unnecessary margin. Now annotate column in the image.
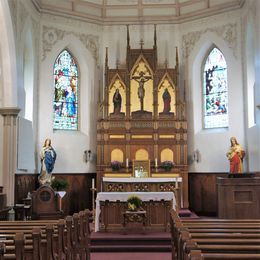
[0,107,20,206]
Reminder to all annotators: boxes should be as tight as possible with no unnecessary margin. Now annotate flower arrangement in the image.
[111,160,122,171]
[161,160,174,171]
[127,195,142,211]
[51,178,69,191]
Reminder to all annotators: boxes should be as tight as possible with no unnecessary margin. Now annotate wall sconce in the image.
[84,150,92,163]
[193,149,200,163]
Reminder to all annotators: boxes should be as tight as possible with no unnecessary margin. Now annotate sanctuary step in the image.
[179,208,193,218]
[90,232,171,252]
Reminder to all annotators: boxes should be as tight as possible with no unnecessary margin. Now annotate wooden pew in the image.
[0,209,92,260]
[170,209,260,260]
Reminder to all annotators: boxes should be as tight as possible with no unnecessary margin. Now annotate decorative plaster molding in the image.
[182,23,237,59]
[42,26,99,63]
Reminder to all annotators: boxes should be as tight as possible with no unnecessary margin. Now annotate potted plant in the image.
[51,178,69,193]
[161,160,174,171]
[127,195,143,211]
[111,161,122,171]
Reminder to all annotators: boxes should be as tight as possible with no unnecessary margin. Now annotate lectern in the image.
[31,185,63,220]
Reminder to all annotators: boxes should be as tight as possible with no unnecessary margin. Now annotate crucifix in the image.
[132,71,151,111]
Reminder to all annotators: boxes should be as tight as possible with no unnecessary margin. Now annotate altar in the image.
[95,192,176,232]
[96,28,189,211]
[102,177,182,209]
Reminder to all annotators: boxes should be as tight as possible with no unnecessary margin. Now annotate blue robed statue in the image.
[38,138,57,185]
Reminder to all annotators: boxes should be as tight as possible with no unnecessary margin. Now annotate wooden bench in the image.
[0,208,92,260]
[170,209,260,260]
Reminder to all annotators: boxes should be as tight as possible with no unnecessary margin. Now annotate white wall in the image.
[14,0,40,173]
[242,0,260,171]
[38,16,101,173]
[181,10,245,172]
[3,0,260,175]
[0,0,18,184]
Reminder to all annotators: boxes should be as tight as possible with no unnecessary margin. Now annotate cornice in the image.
[30,0,243,26]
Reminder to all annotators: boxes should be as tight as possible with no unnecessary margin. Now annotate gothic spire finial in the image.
[105,47,108,68]
[127,25,130,49]
[175,46,179,71]
[154,24,157,49]
[164,59,168,69]
[140,39,144,50]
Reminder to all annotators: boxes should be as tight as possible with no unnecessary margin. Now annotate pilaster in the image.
[0,107,20,206]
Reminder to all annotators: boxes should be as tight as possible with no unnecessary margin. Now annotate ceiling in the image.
[32,0,245,24]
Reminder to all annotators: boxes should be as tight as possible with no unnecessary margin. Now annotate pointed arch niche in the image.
[158,74,176,116]
[53,49,79,130]
[108,75,126,117]
[130,57,153,115]
[203,46,228,129]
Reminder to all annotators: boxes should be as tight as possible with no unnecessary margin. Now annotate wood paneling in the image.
[15,173,95,216]
[217,177,260,219]
[188,172,226,216]
[100,200,172,232]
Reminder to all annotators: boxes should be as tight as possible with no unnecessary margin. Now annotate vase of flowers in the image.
[127,195,143,211]
[161,160,174,171]
[111,161,122,171]
[51,178,69,191]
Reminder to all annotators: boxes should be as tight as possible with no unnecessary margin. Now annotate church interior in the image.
[0,0,260,259]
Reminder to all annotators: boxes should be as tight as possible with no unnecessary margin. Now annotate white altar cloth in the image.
[95,191,176,232]
[103,177,182,183]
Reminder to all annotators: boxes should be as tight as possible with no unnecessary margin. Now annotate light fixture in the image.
[84,150,92,163]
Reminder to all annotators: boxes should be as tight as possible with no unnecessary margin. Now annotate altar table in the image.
[102,177,183,207]
[95,191,176,232]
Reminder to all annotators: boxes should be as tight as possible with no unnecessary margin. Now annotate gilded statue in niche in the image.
[113,89,122,114]
[158,77,176,117]
[109,78,125,117]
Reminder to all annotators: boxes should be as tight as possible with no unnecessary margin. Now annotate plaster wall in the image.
[13,0,40,173]
[242,0,260,171]
[0,0,18,184]
[38,15,101,173]
[180,9,244,172]
[4,0,260,175]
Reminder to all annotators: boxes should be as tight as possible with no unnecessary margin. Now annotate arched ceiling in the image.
[33,0,245,24]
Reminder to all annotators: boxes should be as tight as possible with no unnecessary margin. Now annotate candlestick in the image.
[92,178,95,189]
[126,158,129,168]
[155,158,158,168]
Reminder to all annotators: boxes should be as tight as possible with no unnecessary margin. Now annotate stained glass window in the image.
[53,50,78,130]
[203,48,228,128]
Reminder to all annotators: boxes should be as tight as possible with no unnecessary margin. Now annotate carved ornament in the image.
[42,26,99,63]
[182,23,238,59]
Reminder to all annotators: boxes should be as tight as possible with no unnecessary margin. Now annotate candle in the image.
[155,158,158,167]
[126,158,129,168]
[92,178,95,189]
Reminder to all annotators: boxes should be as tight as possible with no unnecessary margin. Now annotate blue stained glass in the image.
[203,48,228,128]
[53,50,79,130]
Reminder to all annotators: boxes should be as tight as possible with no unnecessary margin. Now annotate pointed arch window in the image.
[53,50,79,130]
[203,47,228,128]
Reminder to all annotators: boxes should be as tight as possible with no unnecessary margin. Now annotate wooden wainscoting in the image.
[188,172,226,216]
[15,173,95,216]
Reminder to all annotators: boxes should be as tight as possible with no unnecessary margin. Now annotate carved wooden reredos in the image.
[97,25,188,205]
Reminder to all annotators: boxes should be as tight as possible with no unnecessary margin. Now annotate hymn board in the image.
[96,25,188,208]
